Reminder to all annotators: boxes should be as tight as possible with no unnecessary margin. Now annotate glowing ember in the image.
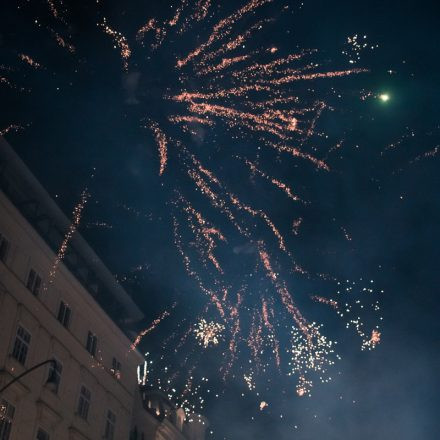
[260,401,268,411]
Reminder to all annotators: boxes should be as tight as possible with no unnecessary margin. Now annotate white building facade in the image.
[0,137,207,440]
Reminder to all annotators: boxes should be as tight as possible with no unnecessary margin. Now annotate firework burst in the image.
[194,319,225,347]
[1,0,383,414]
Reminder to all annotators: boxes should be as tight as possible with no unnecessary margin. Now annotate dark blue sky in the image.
[1,0,439,438]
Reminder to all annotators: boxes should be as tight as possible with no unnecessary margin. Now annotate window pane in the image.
[26,269,42,296]
[12,326,31,365]
[64,307,71,327]
[86,332,96,355]
[36,428,50,440]
[77,386,91,420]
[104,411,116,439]
[26,269,36,290]
[33,276,41,295]
[0,400,15,440]
[57,302,71,328]
[0,234,10,262]
[48,361,62,393]
[57,302,65,322]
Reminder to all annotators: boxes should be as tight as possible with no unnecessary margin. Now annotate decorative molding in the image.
[68,425,92,440]
[36,397,63,429]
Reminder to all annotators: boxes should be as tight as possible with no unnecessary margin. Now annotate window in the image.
[77,386,91,420]
[104,410,116,440]
[26,269,42,296]
[12,325,31,365]
[36,428,50,440]
[0,233,10,263]
[57,301,71,328]
[86,331,97,356]
[47,360,62,394]
[0,399,15,440]
[111,357,121,379]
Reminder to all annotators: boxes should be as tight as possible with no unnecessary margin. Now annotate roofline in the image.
[0,136,144,322]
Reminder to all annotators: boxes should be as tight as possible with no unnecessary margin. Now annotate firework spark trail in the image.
[0,125,25,136]
[50,29,75,53]
[258,244,310,337]
[197,55,251,76]
[48,189,89,285]
[200,19,274,63]
[47,0,60,19]
[340,226,352,241]
[169,115,214,126]
[311,295,339,310]
[148,121,169,175]
[177,0,273,67]
[174,0,214,35]
[169,0,189,27]
[187,151,291,256]
[264,140,330,170]
[46,0,68,24]
[177,101,298,141]
[99,18,131,70]
[0,76,14,88]
[185,152,293,257]
[242,157,301,201]
[410,145,440,163]
[192,0,212,21]
[172,86,330,168]
[264,68,368,85]
[131,308,172,351]
[186,164,247,235]
[262,298,281,367]
[5,0,383,408]
[136,19,158,44]
[222,290,243,378]
[248,311,264,368]
[292,217,302,235]
[116,262,150,283]
[176,323,195,351]
[179,194,226,273]
[173,216,227,319]
[230,194,288,252]
[251,95,300,109]
[237,51,313,76]
[18,54,43,69]
[172,85,273,101]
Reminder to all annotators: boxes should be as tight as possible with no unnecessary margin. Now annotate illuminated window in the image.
[86,331,97,356]
[0,233,10,263]
[57,301,71,328]
[104,410,116,439]
[12,325,31,365]
[77,386,91,420]
[26,269,42,296]
[0,399,15,440]
[36,428,50,440]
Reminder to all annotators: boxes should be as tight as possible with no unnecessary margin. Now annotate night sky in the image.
[1,1,439,439]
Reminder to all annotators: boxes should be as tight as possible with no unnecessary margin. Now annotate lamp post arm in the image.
[0,359,56,395]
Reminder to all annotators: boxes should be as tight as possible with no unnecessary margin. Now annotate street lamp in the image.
[0,359,58,395]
